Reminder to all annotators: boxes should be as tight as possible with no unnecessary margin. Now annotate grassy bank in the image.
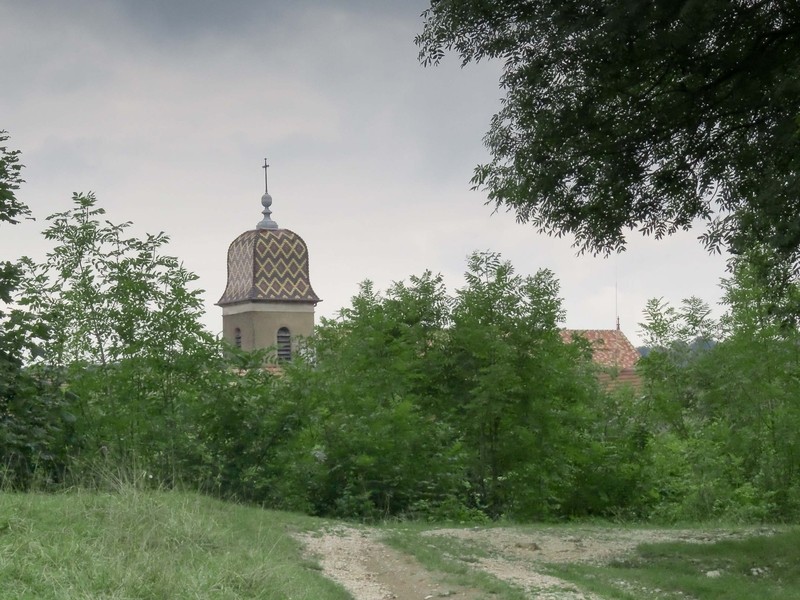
[0,489,349,600]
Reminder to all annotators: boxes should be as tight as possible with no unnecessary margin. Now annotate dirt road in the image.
[298,524,759,599]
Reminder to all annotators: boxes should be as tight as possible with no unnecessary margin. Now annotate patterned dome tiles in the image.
[218,229,320,305]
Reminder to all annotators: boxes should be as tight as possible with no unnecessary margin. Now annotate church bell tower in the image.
[217,160,320,358]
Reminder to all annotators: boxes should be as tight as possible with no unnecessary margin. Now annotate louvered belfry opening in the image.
[276,327,291,361]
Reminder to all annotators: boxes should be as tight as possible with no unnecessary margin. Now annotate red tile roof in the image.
[561,329,641,369]
[562,329,642,390]
[597,368,640,391]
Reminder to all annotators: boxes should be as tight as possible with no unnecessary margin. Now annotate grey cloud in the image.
[0,0,729,348]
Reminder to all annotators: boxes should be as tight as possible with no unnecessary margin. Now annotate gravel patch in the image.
[423,527,755,565]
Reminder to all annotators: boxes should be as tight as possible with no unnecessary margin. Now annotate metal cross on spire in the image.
[257,157,279,230]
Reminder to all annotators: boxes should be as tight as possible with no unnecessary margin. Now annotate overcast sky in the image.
[1,0,729,346]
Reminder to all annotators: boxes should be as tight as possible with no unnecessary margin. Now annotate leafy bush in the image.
[10,194,217,487]
[248,254,606,521]
[11,176,800,525]
[637,254,800,522]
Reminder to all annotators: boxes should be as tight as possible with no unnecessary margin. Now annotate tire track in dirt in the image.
[298,526,484,599]
[298,525,598,599]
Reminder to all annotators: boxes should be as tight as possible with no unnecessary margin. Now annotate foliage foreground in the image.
[4,194,800,524]
[3,128,800,524]
[0,490,349,600]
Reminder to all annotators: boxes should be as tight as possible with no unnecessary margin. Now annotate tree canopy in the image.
[417,0,800,274]
[0,130,27,306]
[0,130,27,228]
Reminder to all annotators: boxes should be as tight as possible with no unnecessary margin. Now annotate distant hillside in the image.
[637,338,717,359]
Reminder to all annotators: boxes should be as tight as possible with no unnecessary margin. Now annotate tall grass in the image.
[0,489,350,599]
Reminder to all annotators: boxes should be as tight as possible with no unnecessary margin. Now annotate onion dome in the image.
[217,159,320,306]
[217,228,320,305]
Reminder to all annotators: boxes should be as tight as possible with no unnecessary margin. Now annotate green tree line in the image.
[3,133,800,522]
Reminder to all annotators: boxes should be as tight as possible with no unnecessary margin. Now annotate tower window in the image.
[277,327,291,361]
[234,327,242,349]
